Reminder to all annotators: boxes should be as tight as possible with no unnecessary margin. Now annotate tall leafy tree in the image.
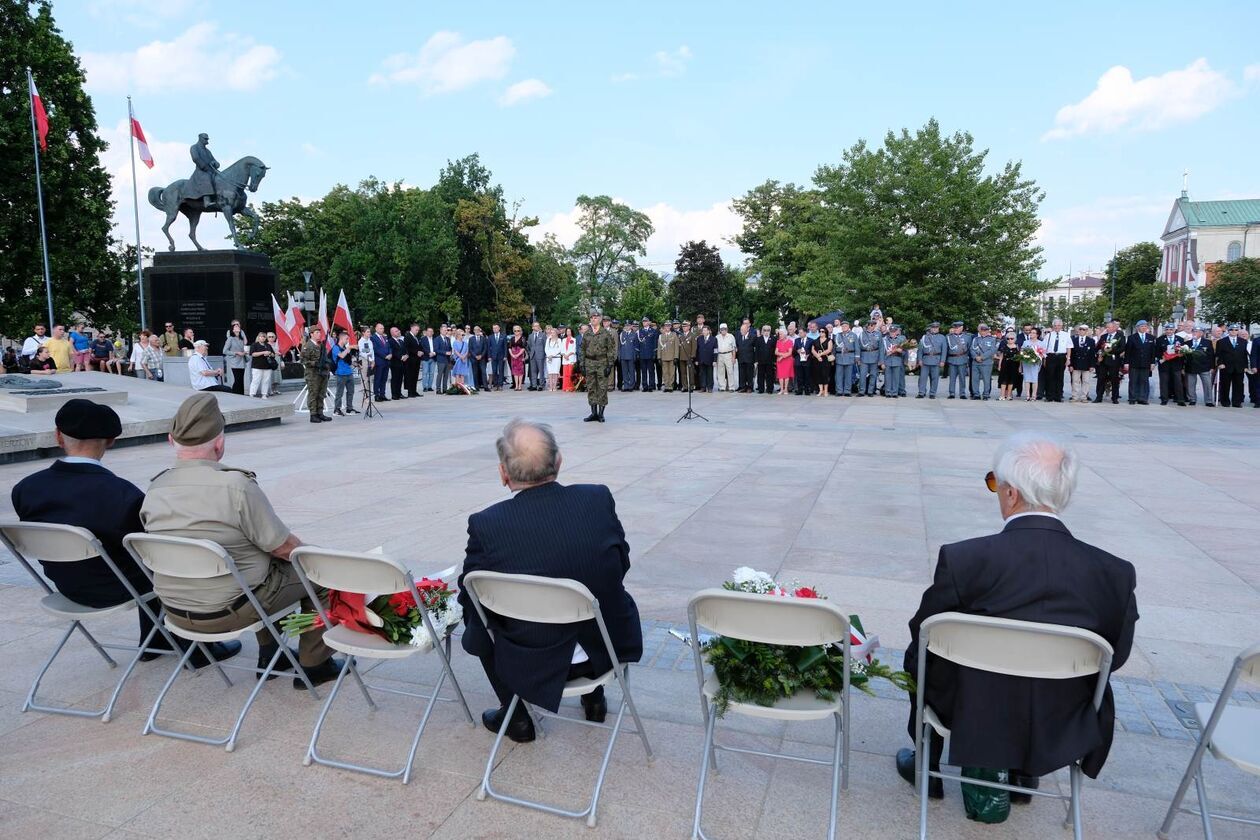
[1201,258,1260,328]
[669,240,729,319]
[1101,242,1162,308]
[1,0,121,336]
[568,194,654,310]
[614,268,668,323]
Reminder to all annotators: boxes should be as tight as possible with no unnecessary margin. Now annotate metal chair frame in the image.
[913,612,1114,840]
[291,546,475,783]
[687,588,853,840]
[123,533,320,752]
[1157,641,1260,840]
[463,571,654,828]
[0,520,186,723]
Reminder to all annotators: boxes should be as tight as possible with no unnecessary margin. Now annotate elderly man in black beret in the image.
[11,399,239,665]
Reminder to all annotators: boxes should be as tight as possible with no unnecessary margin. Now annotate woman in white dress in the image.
[544,327,562,391]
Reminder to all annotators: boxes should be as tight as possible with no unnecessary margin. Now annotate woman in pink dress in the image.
[774,326,794,396]
[507,325,527,390]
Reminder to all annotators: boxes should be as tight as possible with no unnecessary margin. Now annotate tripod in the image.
[359,365,382,419]
[676,386,708,423]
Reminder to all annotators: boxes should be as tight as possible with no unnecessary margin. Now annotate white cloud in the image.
[88,0,194,28]
[369,32,515,95]
[534,199,743,269]
[499,78,552,107]
[81,22,282,93]
[653,45,693,77]
[1245,64,1260,83]
[1043,59,1236,140]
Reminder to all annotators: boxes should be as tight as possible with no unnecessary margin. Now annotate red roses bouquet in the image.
[281,575,462,652]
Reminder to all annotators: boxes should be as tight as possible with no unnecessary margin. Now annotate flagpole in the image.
[127,96,147,329]
[27,67,54,329]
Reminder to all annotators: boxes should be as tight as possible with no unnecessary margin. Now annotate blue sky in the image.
[57,0,1260,278]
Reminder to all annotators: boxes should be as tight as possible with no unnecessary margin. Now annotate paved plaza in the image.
[0,389,1257,839]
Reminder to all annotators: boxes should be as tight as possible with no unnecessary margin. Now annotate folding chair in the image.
[913,612,1114,840]
[688,588,853,840]
[0,520,183,723]
[123,533,319,751]
[463,571,654,828]
[290,546,475,782]
[1158,641,1260,840]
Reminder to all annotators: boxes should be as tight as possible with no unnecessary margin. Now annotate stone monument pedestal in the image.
[145,250,278,340]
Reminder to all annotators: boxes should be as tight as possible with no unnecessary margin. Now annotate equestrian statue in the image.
[148,133,269,251]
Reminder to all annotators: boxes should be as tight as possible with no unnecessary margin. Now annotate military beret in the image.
[951,321,964,327]
[928,321,940,328]
[170,393,225,446]
[55,399,121,441]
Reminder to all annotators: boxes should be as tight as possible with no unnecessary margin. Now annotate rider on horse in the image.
[188,133,219,210]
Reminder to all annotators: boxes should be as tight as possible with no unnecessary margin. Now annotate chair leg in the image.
[72,621,117,668]
[692,706,717,840]
[143,642,197,735]
[1158,733,1210,840]
[305,653,355,767]
[828,712,843,840]
[346,658,377,709]
[479,695,519,802]
[224,643,285,752]
[919,723,931,840]
[841,684,850,791]
[615,666,653,761]
[1194,770,1214,840]
[441,633,475,726]
[100,624,160,723]
[1068,762,1084,840]
[401,662,448,785]
[586,697,628,827]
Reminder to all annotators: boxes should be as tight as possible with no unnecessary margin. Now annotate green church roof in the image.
[1178,197,1260,227]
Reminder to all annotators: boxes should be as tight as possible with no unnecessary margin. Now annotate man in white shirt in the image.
[188,340,231,392]
[1042,318,1072,403]
[21,324,48,361]
[714,323,737,392]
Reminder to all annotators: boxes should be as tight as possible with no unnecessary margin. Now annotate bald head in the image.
[496,419,561,489]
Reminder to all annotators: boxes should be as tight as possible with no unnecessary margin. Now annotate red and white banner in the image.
[317,288,330,334]
[271,294,295,355]
[130,114,154,168]
[332,289,354,338]
[287,292,306,349]
[29,75,48,151]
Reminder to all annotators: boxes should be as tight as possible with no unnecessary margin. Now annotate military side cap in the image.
[951,321,964,327]
[928,321,940,328]
[55,399,122,441]
[170,393,225,446]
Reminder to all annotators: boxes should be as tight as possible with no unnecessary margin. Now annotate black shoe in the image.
[254,644,297,680]
[583,411,599,422]
[346,408,360,414]
[188,640,242,670]
[482,706,536,742]
[597,405,605,422]
[1092,398,1102,403]
[317,414,332,422]
[309,415,323,423]
[294,657,344,690]
[959,395,968,400]
[1009,772,1040,804]
[1112,399,1119,404]
[929,394,936,399]
[377,396,390,402]
[896,748,943,799]
[333,409,344,416]
[947,395,955,399]
[916,394,925,399]
[1138,400,1149,405]
[1160,400,1168,405]
[1177,402,1186,406]
[580,689,608,723]
[1206,403,1215,407]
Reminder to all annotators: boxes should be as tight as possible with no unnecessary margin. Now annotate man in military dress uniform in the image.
[188,133,220,209]
[637,317,658,391]
[300,326,332,423]
[657,321,679,392]
[857,319,883,396]
[833,321,858,396]
[916,322,946,398]
[677,321,697,392]
[1094,320,1126,404]
[582,313,615,422]
[945,321,971,399]
[1154,323,1187,406]
[881,324,907,398]
[969,323,1000,400]
[617,322,639,391]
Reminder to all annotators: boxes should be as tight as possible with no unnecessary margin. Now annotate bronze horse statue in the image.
[148,156,269,251]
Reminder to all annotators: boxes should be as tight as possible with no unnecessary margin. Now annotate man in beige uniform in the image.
[677,321,697,392]
[658,321,679,391]
[140,394,342,688]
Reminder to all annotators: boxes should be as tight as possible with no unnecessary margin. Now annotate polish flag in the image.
[317,288,330,334]
[29,76,49,151]
[130,114,154,168]
[287,292,306,348]
[271,294,294,355]
[332,289,354,338]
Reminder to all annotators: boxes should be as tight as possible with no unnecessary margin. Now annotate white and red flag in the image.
[287,292,306,348]
[29,74,49,151]
[317,288,330,334]
[271,294,295,355]
[130,112,154,168]
[332,289,354,338]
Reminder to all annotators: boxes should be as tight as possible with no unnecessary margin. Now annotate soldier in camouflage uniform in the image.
[582,312,616,422]
[300,327,332,423]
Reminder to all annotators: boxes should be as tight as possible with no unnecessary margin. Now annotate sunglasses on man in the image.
[985,471,999,493]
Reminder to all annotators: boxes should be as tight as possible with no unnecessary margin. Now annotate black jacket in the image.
[404,332,425,360]
[906,515,1137,779]
[1125,332,1157,367]
[1216,336,1249,373]
[751,334,776,364]
[1184,336,1215,374]
[458,482,642,712]
[11,460,151,604]
[734,330,756,362]
[1068,336,1095,370]
[1155,335,1183,367]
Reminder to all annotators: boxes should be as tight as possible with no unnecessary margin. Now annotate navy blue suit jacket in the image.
[371,333,391,361]
[468,334,487,361]
[487,333,507,361]
[11,460,150,604]
[458,482,642,712]
[906,515,1137,778]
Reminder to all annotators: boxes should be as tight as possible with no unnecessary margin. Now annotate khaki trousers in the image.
[678,359,695,391]
[661,359,676,389]
[167,560,333,667]
[1070,370,1088,401]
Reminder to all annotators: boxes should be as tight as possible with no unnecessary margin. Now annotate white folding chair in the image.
[688,588,853,840]
[0,520,184,722]
[913,612,1114,840]
[1158,641,1260,839]
[463,571,654,828]
[123,532,319,751]
[290,546,475,782]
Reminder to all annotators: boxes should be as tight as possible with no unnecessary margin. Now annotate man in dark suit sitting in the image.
[896,431,1138,804]
[457,419,642,742]
[11,399,238,665]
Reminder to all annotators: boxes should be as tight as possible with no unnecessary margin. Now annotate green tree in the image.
[1201,257,1260,328]
[1114,283,1182,329]
[568,195,654,310]
[731,180,816,323]
[614,268,668,323]
[1,0,122,336]
[523,233,581,326]
[1103,242,1162,305]
[670,240,729,319]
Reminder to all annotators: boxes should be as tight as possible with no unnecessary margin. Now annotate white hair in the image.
[992,431,1078,513]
